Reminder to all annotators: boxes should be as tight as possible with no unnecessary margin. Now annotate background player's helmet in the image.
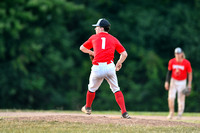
[174,47,183,54]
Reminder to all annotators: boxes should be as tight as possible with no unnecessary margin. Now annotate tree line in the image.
[0,0,199,112]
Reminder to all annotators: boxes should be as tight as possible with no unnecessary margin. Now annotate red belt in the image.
[93,60,112,65]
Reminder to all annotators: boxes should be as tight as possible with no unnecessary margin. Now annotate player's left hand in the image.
[115,63,122,71]
[182,87,191,96]
[187,84,192,91]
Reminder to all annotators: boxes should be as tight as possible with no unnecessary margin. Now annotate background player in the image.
[80,18,130,119]
[164,47,192,119]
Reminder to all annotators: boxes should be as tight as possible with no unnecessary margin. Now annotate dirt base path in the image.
[0,112,200,127]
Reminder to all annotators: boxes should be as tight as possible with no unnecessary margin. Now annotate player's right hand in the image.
[89,54,94,61]
[164,82,169,90]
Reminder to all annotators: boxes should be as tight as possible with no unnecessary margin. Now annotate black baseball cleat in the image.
[81,105,92,115]
[122,112,131,119]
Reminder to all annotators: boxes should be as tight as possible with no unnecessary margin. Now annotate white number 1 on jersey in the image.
[101,37,106,49]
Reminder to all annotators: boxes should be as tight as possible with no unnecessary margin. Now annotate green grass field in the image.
[0,110,200,133]
[1,120,199,133]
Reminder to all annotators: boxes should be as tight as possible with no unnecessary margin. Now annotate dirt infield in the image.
[0,112,200,127]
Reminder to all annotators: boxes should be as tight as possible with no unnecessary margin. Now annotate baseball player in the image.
[80,18,130,119]
[164,47,192,119]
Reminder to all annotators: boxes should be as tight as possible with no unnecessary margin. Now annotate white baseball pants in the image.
[88,62,120,93]
[169,78,186,116]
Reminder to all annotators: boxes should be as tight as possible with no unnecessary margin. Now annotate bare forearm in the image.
[115,51,128,71]
[80,45,94,55]
[117,51,128,64]
[188,72,192,87]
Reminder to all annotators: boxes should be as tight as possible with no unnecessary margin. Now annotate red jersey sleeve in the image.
[115,38,125,53]
[82,35,94,50]
[186,60,192,73]
[168,59,173,71]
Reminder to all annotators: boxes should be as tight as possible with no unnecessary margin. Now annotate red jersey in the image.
[83,32,125,65]
[168,58,192,80]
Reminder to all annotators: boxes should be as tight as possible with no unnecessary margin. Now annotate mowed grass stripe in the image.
[0,120,200,133]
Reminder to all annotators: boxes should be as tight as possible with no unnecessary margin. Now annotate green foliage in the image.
[0,0,199,111]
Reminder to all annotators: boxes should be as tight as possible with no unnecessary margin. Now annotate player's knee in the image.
[168,97,175,101]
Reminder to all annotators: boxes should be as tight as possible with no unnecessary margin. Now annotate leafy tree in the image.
[0,0,199,112]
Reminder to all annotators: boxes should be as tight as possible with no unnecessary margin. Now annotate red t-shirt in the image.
[168,58,192,80]
[83,32,125,65]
